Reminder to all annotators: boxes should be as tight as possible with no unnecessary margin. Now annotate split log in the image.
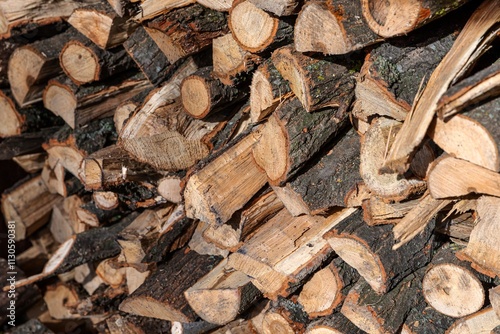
[427,156,500,199]
[185,259,262,325]
[229,1,294,54]
[105,0,142,17]
[77,198,127,227]
[227,207,357,299]
[252,96,349,186]
[60,36,136,85]
[0,127,60,160]
[12,152,46,173]
[362,196,420,226]
[446,307,500,334]
[305,313,364,334]
[382,0,500,174]
[361,0,471,38]
[132,0,196,22]
[341,268,425,334]
[272,127,361,216]
[0,0,97,39]
[8,28,78,107]
[144,4,228,64]
[438,61,500,119]
[360,117,426,200]
[93,191,120,210]
[0,90,63,137]
[43,73,150,129]
[295,0,380,55]
[323,209,434,294]
[114,87,154,133]
[185,132,267,225]
[249,59,291,123]
[188,220,230,258]
[271,46,355,112]
[157,175,183,203]
[2,175,62,241]
[213,33,262,86]
[429,96,500,172]
[202,189,283,251]
[402,306,455,334]
[197,0,233,11]
[181,67,247,119]
[457,196,500,278]
[50,195,86,244]
[67,1,138,49]
[119,247,223,322]
[9,212,138,289]
[262,297,309,334]
[435,210,475,246]
[247,0,301,16]
[491,286,500,319]
[423,245,486,318]
[297,257,359,318]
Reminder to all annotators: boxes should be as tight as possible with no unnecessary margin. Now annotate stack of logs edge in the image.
[1,0,500,333]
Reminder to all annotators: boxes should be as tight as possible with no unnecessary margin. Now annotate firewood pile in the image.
[1,0,500,333]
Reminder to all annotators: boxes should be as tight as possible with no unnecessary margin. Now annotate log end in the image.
[60,42,99,84]
[361,0,421,38]
[181,76,210,118]
[43,82,77,128]
[8,47,46,106]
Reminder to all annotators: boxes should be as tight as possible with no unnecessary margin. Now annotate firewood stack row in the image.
[1,0,500,333]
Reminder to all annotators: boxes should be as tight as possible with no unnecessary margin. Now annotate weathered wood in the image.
[44,73,150,129]
[253,96,349,186]
[185,259,262,325]
[324,209,434,294]
[272,46,356,112]
[60,35,136,85]
[402,306,455,334]
[305,312,364,334]
[362,0,472,38]
[446,307,500,334]
[295,0,380,55]
[119,247,223,322]
[229,0,294,54]
[247,0,301,16]
[227,208,357,299]
[341,268,426,334]
[197,0,233,11]
[133,0,197,22]
[297,257,359,318]
[67,1,138,49]
[185,132,267,225]
[273,127,361,216]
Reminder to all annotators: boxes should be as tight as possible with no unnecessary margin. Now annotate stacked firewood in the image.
[1,0,500,333]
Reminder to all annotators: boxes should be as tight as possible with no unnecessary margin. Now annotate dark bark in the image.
[0,127,60,160]
[306,312,365,334]
[403,306,455,334]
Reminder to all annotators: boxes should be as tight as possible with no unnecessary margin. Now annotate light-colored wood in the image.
[197,0,233,11]
[185,132,267,226]
[446,307,500,334]
[227,208,357,299]
[247,0,300,16]
[93,191,119,210]
[427,156,500,199]
[363,196,419,225]
[298,266,338,318]
[491,286,500,319]
[133,0,196,22]
[43,283,80,319]
[188,220,229,258]
[382,0,500,174]
[12,153,46,173]
[157,176,183,204]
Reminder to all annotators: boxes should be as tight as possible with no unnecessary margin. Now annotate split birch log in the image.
[361,0,471,38]
[446,307,500,334]
[60,36,136,85]
[202,189,283,251]
[297,257,359,318]
[305,313,365,334]
[67,1,138,49]
[0,90,63,137]
[323,209,435,294]
[402,306,455,334]
[44,73,150,129]
[0,0,98,39]
[457,196,500,278]
[360,117,426,200]
[144,4,228,64]
[423,245,486,318]
[8,28,78,107]
[438,61,500,119]
[213,33,262,86]
[427,156,500,199]
[341,268,426,334]
[247,0,301,16]
[273,127,361,216]
[185,259,262,325]
[272,46,356,112]
[1,175,62,241]
[249,59,290,123]
[262,297,309,334]
[227,208,357,299]
[132,0,197,22]
[8,212,138,289]
[119,247,223,322]
[229,1,294,54]
[382,0,500,174]
[185,132,267,225]
[181,67,247,119]
[295,0,380,55]
[253,96,349,186]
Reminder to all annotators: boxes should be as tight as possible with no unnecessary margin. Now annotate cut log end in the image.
[423,263,485,318]
[297,266,340,317]
[60,42,99,84]
[361,0,421,38]
[43,82,77,128]
[119,298,191,323]
[181,77,210,118]
[0,92,21,137]
[250,69,275,121]
[262,312,295,334]
[8,47,46,106]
